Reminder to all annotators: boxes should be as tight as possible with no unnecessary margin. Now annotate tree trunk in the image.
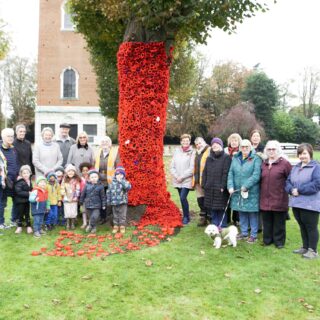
[117,41,182,228]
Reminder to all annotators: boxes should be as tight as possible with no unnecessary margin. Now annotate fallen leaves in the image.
[81,275,93,281]
[145,260,153,267]
[298,298,315,313]
[32,226,176,260]
[254,288,262,294]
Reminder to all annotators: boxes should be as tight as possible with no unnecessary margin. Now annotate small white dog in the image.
[204,224,239,249]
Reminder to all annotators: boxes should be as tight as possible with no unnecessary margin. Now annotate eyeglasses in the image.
[241,146,250,148]
[267,148,276,151]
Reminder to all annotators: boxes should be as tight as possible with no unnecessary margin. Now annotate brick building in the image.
[35,0,105,144]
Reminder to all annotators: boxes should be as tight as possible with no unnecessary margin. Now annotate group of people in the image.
[0,124,131,237]
[171,130,320,260]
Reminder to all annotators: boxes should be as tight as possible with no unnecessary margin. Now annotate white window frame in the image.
[61,0,75,31]
[60,66,79,99]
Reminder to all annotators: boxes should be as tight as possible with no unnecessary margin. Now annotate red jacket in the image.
[260,157,292,212]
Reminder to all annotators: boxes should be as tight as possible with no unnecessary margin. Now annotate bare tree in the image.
[1,56,37,127]
[300,67,320,118]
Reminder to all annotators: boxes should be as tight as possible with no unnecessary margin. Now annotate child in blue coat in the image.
[30,176,50,238]
[107,166,131,234]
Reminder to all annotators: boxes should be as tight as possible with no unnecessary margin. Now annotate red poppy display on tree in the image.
[117,42,182,228]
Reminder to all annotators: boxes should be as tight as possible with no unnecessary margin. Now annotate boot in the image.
[197,215,208,227]
[15,227,23,234]
[182,215,190,225]
[66,218,70,230]
[81,213,87,229]
[112,226,119,234]
[71,218,75,230]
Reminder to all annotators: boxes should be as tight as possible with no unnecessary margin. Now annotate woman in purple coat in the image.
[260,141,292,248]
[285,143,320,259]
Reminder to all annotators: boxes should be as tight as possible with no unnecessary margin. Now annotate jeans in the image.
[293,207,319,252]
[177,188,190,218]
[87,208,102,228]
[0,189,15,225]
[33,213,45,233]
[211,209,228,228]
[239,211,259,238]
[45,205,58,225]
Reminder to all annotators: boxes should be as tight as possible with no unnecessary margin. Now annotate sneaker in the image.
[197,216,208,227]
[120,226,126,234]
[85,225,92,233]
[40,229,46,235]
[182,216,190,225]
[237,234,248,241]
[112,226,119,234]
[80,224,87,229]
[15,227,23,234]
[0,224,10,230]
[247,236,257,244]
[33,231,41,238]
[8,222,17,228]
[292,247,308,254]
[90,228,97,234]
[302,248,319,259]
[27,227,33,234]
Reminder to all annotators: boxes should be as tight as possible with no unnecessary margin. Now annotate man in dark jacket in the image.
[0,128,20,229]
[13,124,35,175]
[56,123,75,167]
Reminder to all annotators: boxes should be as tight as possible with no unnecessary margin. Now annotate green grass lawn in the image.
[0,157,319,320]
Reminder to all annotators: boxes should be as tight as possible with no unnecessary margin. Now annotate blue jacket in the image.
[106,177,131,206]
[285,160,320,212]
[80,182,106,209]
[227,150,262,212]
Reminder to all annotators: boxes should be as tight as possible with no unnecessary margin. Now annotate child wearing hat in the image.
[107,165,131,234]
[80,169,106,234]
[55,166,65,226]
[14,165,33,234]
[60,164,81,230]
[30,176,50,238]
[45,172,62,231]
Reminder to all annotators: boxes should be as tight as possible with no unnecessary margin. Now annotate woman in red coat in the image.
[260,140,292,248]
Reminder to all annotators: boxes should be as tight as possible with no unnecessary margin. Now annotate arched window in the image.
[60,67,79,99]
[61,0,75,31]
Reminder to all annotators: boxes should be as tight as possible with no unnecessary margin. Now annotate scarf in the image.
[228,146,239,158]
[182,146,191,152]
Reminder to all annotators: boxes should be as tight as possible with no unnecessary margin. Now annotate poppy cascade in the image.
[117,42,182,228]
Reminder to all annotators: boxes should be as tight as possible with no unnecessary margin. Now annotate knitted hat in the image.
[115,165,126,177]
[65,164,77,173]
[88,169,100,177]
[211,137,224,149]
[55,166,65,174]
[46,171,57,180]
[36,176,47,185]
[19,165,32,175]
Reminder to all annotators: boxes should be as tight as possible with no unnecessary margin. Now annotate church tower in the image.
[35,0,105,143]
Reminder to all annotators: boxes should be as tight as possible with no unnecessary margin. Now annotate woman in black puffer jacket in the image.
[202,138,231,228]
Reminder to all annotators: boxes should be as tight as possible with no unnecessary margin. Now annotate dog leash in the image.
[218,189,240,229]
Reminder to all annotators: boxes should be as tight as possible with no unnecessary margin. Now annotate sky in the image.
[0,0,320,99]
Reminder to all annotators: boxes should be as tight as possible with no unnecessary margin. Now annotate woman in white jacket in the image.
[170,134,195,225]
